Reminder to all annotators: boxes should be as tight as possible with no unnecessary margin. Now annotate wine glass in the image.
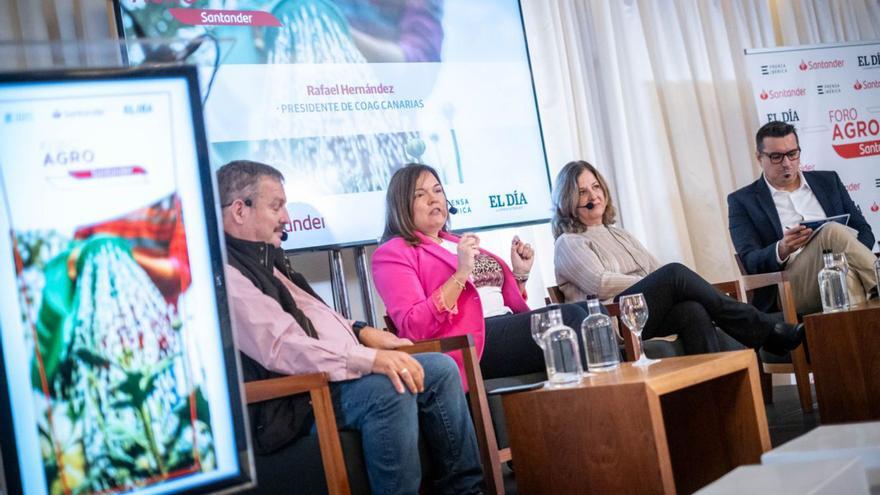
[530,312,549,349]
[530,307,561,349]
[619,293,656,367]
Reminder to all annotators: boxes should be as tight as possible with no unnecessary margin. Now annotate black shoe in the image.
[763,322,805,356]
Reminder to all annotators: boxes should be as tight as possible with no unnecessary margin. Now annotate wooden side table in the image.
[803,299,880,423]
[502,350,770,494]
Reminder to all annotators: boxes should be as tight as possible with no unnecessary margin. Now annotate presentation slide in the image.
[0,69,249,494]
[117,0,551,250]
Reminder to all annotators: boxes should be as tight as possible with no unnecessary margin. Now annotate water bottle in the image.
[543,312,584,387]
[818,249,850,312]
[580,295,620,372]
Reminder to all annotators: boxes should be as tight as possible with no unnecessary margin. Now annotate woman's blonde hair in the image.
[551,160,616,238]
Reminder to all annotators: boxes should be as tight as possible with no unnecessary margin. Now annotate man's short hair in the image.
[755,121,799,152]
[216,160,284,207]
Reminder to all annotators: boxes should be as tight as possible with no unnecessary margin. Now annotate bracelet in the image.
[450,275,466,289]
[513,272,529,283]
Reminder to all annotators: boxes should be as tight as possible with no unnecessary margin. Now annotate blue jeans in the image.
[329,352,484,494]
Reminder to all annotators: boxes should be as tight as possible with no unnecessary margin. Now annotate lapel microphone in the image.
[447,200,458,214]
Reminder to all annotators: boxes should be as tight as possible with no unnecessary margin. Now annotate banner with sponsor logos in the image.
[115,0,551,251]
[745,41,880,250]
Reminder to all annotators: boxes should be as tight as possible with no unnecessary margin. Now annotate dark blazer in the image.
[727,170,874,312]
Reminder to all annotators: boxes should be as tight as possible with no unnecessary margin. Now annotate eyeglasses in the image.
[760,148,801,164]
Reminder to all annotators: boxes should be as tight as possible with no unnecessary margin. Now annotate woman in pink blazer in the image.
[372,164,590,385]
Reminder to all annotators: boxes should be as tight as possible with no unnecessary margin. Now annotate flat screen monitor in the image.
[0,66,253,495]
[114,0,552,251]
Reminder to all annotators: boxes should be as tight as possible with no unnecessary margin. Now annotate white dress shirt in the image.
[764,172,827,264]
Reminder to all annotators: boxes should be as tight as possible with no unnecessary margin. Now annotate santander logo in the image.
[129,1,282,26]
[758,88,806,100]
[853,79,880,91]
[799,58,845,71]
[871,202,879,213]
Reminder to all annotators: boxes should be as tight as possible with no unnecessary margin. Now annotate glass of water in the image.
[619,293,656,367]
[581,296,620,372]
[830,252,849,277]
[531,307,585,386]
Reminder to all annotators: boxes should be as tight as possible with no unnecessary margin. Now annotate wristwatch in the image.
[352,320,369,339]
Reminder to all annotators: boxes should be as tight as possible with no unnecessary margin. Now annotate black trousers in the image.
[617,263,781,354]
[479,302,591,379]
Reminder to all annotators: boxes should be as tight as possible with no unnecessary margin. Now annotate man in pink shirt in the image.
[217,160,483,494]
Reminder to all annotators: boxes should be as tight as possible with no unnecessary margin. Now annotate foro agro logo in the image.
[43,148,95,166]
[41,146,146,180]
[829,107,880,159]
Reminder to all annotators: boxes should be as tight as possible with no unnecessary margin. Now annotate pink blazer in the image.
[372,231,531,387]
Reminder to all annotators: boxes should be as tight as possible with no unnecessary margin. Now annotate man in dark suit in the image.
[728,121,877,314]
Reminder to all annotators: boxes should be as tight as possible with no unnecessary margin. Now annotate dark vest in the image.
[225,234,324,454]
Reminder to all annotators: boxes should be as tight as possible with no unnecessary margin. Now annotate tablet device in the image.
[800,214,850,231]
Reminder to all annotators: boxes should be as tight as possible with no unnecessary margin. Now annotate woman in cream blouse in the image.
[551,160,803,356]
